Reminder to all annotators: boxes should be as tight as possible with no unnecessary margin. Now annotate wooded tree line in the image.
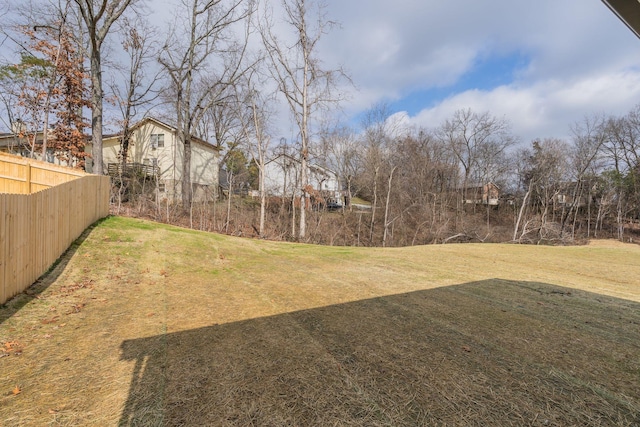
[301,104,639,246]
[0,0,638,246]
[146,102,639,247]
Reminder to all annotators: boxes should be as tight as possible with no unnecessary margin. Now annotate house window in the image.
[150,133,164,150]
[158,183,166,192]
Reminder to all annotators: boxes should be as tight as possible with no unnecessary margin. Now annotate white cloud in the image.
[4,0,636,145]
[316,0,640,143]
[141,0,640,147]
[405,69,640,143]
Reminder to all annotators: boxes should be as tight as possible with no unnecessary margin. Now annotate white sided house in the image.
[103,117,219,201]
[262,153,344,208]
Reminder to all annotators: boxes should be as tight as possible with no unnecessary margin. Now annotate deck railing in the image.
[107,162,159,179]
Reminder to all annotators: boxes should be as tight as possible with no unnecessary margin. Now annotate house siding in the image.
[263,157,299,197]
[262,154,343,205]
[103,118,219,201]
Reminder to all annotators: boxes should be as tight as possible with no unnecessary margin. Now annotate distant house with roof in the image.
[0,117,220,202]
[262,153,345,208]
[102,117,220,201]
[0,122,89,169]
[461,182,500,206]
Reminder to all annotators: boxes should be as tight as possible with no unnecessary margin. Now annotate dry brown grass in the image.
[1,216,639,425]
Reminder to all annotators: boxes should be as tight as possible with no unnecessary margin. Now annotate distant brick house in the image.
[461,182,500,206]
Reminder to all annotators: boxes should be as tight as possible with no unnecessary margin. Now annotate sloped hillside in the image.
[1,216,639,425]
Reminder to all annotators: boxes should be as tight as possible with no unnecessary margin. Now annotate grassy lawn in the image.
[1,215,639,425]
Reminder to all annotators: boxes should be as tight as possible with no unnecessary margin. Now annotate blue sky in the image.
[390,51,531,115]
[316,0,640,143]
[3,0,640,147]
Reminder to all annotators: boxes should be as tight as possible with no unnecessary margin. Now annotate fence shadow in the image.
[119,279,640,426]
[0,219,105,325]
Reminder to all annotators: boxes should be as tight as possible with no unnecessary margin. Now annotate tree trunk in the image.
[299,158,307,240]
[120,79,134,166]
[587,186,592,238]
[369,166,378,244]
[291,194,296,239]
[225,178,232,234]
[382,166,396,247]
[259,164,266,236]
[90,51,104,174]
[42,29,65,161]
[513,183,532,241]
[347,177,353,212]
[182,136,192,207]
[298,46,310,241]
[356,211,362,246]
[617,194,624,241]
[486,200,490,230]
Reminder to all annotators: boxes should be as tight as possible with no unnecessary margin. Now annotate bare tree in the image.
[234,67,273,236]
[391,128,459,245]
[381,163,397,247]
[317,122,360,209]
[514,138,570,242]
[601,107,640,240]
[616,105,640,171]
[159,0,253,208]
[259,0,346,240]
[73,0,139,175]
[438,109,517,204]
[109,16,160,166]
[355,102,408,245]
[564,115,606,237]
[201,87,243,163]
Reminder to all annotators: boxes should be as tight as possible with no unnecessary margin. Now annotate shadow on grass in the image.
[120,279,640,426]
[0,218,107,326]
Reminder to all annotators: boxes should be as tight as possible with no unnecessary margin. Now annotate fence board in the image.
[0,154,110,304]
[0,195,5,304]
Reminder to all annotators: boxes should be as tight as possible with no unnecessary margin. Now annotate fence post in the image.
[26,163,31,194]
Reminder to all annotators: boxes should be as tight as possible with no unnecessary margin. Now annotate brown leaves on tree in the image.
[7,24,91,168]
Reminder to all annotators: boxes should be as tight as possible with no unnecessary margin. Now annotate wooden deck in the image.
[107,162,159,178]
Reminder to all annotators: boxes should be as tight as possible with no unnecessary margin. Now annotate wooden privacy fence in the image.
[0,153,110,305]
[0,152,86,193]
